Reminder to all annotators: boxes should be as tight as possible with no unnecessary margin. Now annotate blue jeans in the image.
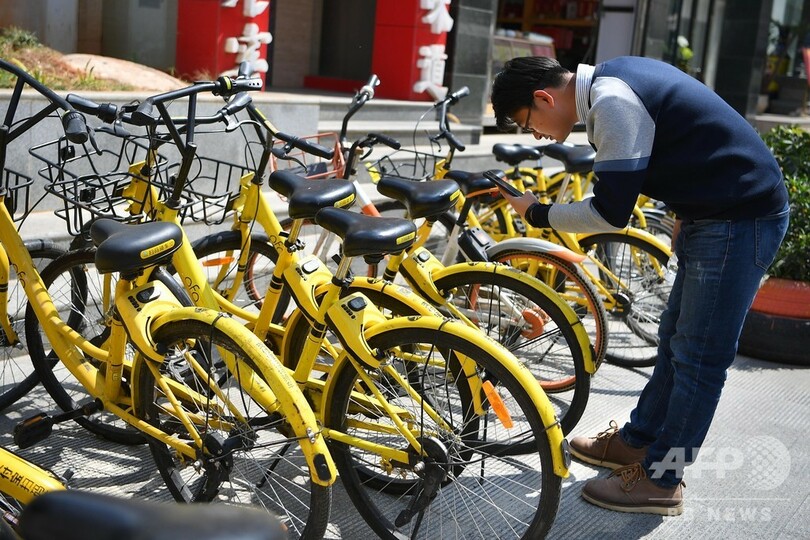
[620,206,789,487]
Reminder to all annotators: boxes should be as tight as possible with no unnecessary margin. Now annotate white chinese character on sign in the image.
[420,0,453,34]
[221,0,269,18]
[222,22,273,76]
[413,44,448,100]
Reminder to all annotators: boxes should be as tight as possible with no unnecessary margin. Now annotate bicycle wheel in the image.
[190,231,291,322]
[633,207,676,247]
[24,248,145,445]
[0,240,64,412]
[133,319,330,540]
[284,267,590,435]
[429,268,590,434]
[578,233,671,368]
[324,322,562,539]
[490,249,608,369]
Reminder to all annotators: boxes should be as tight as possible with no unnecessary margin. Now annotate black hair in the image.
[490,56,570,132]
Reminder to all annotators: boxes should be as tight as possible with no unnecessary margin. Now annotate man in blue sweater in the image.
[491,56,789,515]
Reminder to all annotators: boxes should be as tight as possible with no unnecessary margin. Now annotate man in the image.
[490,56,789,516]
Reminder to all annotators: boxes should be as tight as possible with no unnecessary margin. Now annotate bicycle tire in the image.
[190,231,288,319]
[283,267,590,435]
[429,268,590,434]
[24,248,145,445]
[133,318,331,540]
[0,240,64,412]
[324,322,562,539]
[578,233,671,368]
[632,207,675,246]
[490,249,608,369]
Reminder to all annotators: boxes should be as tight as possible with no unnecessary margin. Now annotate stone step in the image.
[316,120,482,146]
[317,98,436,122]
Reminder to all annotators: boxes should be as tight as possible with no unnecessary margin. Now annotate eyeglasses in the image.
[520,106,535,134]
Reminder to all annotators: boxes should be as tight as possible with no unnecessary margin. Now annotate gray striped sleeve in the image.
[547,197,621,232]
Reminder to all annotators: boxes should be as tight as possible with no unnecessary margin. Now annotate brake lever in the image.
[87,129,102,155]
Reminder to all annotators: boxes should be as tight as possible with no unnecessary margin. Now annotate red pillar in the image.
[371,0,451,101]
[175,0,271,82]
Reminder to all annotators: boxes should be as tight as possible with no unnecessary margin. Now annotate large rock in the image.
[61,54,187,92]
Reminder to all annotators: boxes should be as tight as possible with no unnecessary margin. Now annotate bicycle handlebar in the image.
[445,86,470,105]
[0,59,89,144]
[60,111,90,145]
[340,73,381,143]
[275,132,335,160]
[430,86,469,152]
[128,76,263,126]
[366,132,401,150]
[66,94,119,123]
[357,74,380,102]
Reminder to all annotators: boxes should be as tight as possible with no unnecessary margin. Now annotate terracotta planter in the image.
[749,277,810,318]
[738,277,810,365]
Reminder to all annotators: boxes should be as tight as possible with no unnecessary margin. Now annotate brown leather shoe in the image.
[581,462,685,516]
[569,421,648,469]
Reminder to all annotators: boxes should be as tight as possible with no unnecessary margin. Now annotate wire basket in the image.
[271,132,345,179]
[366,148,440,183]
[1,168,33,222]
[161,155,252,226]
[29,132,169,236]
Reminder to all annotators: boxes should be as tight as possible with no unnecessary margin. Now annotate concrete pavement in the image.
[1,349,807,539]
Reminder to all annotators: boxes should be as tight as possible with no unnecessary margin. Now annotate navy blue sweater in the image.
[529,57,788,231]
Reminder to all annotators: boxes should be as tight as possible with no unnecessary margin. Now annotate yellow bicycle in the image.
[483,142,674,367]
[0,445,286,540]
[2,60,335,538]
[30,82,570,538]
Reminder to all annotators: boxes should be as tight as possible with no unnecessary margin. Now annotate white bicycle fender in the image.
[486,237,587,263]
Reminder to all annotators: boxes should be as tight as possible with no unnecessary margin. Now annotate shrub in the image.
[761,125,810,282]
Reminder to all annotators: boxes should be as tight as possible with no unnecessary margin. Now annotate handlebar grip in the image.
[129,99,157,126]
[275,131,335,160]
[215,75,263,95]
[444,130,466,152]
[220,92,252,117]
[448,86,470,104]
[61,111,89,144]
[360,74,380,99]
[368,132,401,150]
[66,94,118,123]
[232,78,264,91]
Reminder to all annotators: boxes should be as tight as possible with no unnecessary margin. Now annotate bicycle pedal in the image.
[14,413,54,449]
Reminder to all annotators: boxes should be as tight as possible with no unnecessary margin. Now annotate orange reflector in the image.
[202,257,235,267]
[482,380,513,429]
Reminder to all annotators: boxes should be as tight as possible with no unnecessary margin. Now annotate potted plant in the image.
[738,125,810,365]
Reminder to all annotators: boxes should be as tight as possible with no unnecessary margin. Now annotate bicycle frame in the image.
[0,446,65,507]
[0,186,337,485]
[455,172,671,315]
[93,79,575,478]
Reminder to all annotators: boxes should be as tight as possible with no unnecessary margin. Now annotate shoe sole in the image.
[569,445,627,470]
[581,490,683,516]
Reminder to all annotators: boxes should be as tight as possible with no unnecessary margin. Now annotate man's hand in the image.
[500,188,540,219]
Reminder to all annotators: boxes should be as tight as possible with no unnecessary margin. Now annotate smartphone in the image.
[483,170,523,198]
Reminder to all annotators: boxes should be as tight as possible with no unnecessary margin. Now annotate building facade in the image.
[3,0,803,125]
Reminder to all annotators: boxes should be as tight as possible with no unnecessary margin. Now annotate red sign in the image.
[176,0,271,82]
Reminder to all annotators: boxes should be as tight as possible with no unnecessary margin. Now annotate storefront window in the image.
[640,0,714,80]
